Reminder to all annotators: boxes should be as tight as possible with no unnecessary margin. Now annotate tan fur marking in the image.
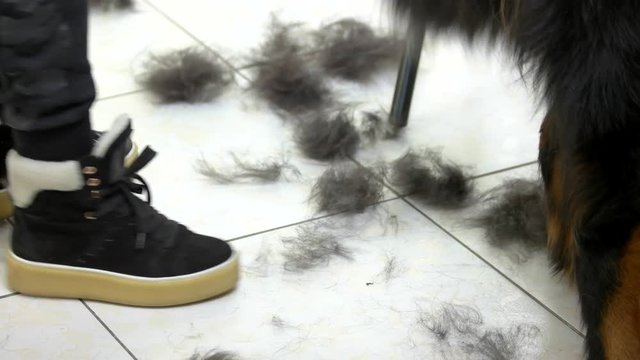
[602,228,640,360]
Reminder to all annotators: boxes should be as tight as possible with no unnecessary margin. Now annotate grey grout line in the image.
[227,156,395,243]
[141,0,249,82]
[0,292,18,300]
[349,153,538,197]
[472,160,538,179]
[227,196,400,243]
[96,89,145,102]
[399,196,585,338]
[80,300,138,360]
[347,155,404,197]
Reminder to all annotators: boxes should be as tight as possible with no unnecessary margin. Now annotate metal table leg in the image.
[389,18,426,129]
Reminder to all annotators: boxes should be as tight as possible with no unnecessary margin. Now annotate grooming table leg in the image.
[389,19,426,128]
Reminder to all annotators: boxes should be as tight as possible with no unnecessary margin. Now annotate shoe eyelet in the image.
[84,211,97,220]
[90,190,101,199]
[86,178,101,187]
[82,166,98,175]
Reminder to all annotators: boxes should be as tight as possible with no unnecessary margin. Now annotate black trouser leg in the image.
[0,0,94,161]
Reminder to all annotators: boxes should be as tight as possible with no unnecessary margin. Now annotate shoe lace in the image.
[95,146,158,249]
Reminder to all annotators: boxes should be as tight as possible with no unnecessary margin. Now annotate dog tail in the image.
[389,0,507,41]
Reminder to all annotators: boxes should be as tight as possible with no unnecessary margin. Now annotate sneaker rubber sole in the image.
[0,142,139,221]
[6,248,239,307]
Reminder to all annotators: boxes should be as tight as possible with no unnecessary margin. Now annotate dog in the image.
[390,1,640,359]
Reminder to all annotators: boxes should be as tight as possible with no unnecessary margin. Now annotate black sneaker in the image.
[0,125,139,220]
[6,115,239,306]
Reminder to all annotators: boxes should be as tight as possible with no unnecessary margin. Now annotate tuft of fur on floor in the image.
[137,47,232,104]
[379,254,403,282]
[188,351,239,360]
[388,149,474,208]
[356,109,401,143]
[294,110,361,161]
[89,0,134,11]
[315,18,403,82]
[310,163,384,213]
[281,223,352,272]
[472,179,547,252]
[418,303,541,360]
[196,153,301,184]
[250,19,331,114]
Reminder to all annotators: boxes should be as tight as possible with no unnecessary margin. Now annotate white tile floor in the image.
[0,0,584,359]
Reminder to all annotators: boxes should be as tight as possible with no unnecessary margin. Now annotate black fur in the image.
[250,19,331,114]
[418,303,541,359]
[310,163,384,213]
[137,47,232,104]
[281,223,352,272]
[388,149,474,208]
[473,179,547,254]
[391,1,640,358]
[294,110,361,161]
[90,0,134,11]
[196,153,300,184]
[315,18,403,81]
[188,351,239,360]
[357,109,401,142]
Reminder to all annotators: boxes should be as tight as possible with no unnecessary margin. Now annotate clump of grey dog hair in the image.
[294,110,361,161]
[90,0,134,10]
[315,18,403,82]
[388,149,474,208]
[188,350,239,360]
[380,254,403,282]
[310,163,384,213]
[473,179,547,251]
[356,109,401,143]
[473,325,542,360]
[418,303,541,360]
[137,47,233,104]
[281,224,353,272]
[196,153,301,184]
[418,304,484,339]
[250,19,331,114]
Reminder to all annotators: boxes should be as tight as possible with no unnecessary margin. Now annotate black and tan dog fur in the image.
[390,1,640,359]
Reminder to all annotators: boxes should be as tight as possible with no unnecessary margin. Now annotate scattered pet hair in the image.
[244,243,275,278]
[271,315,287,328]
[473,325,542,360]
[188,350,239,360]
[310,163,384,213]
[418,303,541,360]
[196,153,301,184]
[251,19,331,114]
[315,18,403,81]
[473,179,547,252]
[381,210,401,236]
[388,148,474,208]
[294,110,361,161]
[380,254,402,282]
[356,109,401,143]
[418,303,484,339]
[281,223,352,272]
[89,0,134,11]
[137,47,232,104]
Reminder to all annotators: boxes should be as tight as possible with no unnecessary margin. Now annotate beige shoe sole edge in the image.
[6,249,239,307]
